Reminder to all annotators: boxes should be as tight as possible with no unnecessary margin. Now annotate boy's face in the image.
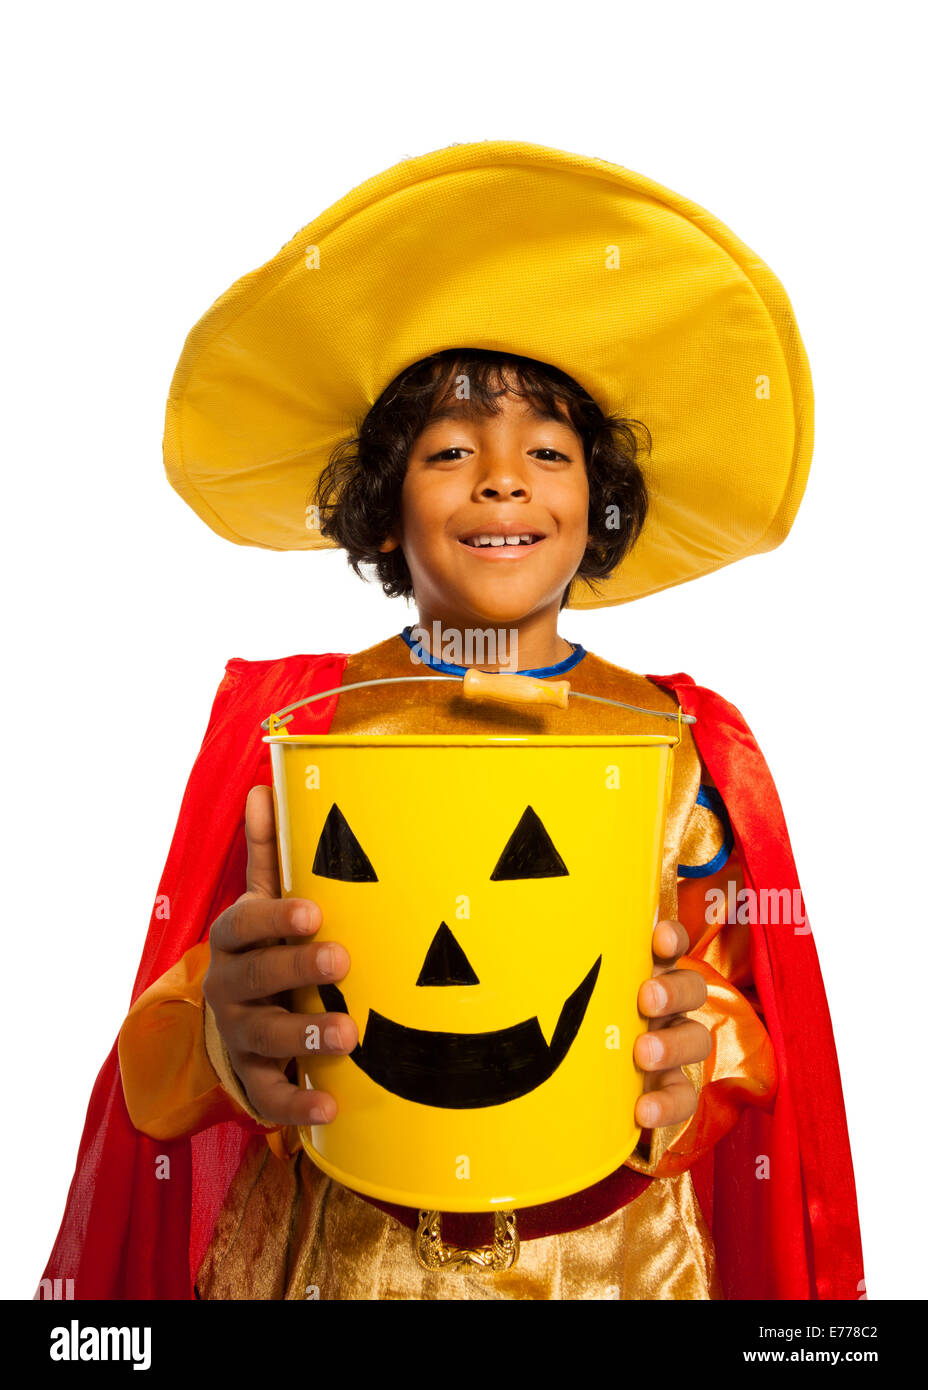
[379,377,592,626]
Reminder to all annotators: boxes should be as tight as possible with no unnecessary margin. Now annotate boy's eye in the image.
[425,447,569,462]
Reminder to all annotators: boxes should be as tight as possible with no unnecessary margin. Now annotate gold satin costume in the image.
[118,634,776,1299]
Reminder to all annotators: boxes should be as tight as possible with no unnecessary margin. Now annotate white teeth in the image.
[464,533,538,547]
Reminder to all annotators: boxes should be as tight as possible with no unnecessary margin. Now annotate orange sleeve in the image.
[117,940,282,1141]
[626,828,778,1179]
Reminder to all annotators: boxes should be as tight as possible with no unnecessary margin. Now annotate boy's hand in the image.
[633,919,712,1132]
[203,785,358,1128]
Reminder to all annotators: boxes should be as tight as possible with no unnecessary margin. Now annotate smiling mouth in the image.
[318,955,601,1108]
[457,537,546,558]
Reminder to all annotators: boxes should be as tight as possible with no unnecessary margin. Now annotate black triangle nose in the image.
[416,922,480,987]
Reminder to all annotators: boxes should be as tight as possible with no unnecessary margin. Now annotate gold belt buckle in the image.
[415,1210,519,1272]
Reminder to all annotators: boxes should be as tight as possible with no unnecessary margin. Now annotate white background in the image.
[4,1,925,1301]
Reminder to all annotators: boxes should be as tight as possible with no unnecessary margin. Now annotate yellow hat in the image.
[163,140,813,608]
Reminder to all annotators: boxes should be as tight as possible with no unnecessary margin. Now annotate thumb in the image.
[244,784,282,899]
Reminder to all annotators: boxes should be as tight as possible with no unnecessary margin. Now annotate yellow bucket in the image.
[264,673,680,1213]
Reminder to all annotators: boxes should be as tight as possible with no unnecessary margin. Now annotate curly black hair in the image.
[310,348,651,611]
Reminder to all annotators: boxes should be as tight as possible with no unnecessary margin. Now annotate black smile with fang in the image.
[318,955,601,1109]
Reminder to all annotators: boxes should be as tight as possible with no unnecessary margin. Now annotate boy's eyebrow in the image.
[423,401,572,428]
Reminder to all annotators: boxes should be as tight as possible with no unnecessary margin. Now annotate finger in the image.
[226,1005,359,1059]
[651,918,689,963]
[225,938,350,1003]
[234,1056,339,1127]
[210,893,321,955]
[244,785,282,899]
[635,1071,698,1129]
[634,1018,712,1072]
[638,966,708,1019]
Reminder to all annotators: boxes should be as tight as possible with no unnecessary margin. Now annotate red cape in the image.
[37,654,865,1300]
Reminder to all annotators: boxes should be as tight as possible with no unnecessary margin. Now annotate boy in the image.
[39,142,864,1300]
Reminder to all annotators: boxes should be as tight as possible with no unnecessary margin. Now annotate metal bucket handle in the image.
[262,669,694,745]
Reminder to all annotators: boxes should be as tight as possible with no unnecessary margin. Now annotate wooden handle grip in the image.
[461,667,570,710]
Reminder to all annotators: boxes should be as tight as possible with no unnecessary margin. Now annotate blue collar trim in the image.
[399,626,587,678]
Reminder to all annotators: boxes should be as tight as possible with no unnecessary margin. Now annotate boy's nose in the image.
[416,922,480,987]
[478,477,530,500]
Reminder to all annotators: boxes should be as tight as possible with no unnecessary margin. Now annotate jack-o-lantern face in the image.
[275,734,673,1212]
[312,801,602,1108]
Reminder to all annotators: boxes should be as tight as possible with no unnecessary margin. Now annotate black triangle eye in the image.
[489,805,569,880]
[312,803,378,882]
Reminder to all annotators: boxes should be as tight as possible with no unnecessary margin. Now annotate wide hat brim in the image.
[163,140,813,608]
